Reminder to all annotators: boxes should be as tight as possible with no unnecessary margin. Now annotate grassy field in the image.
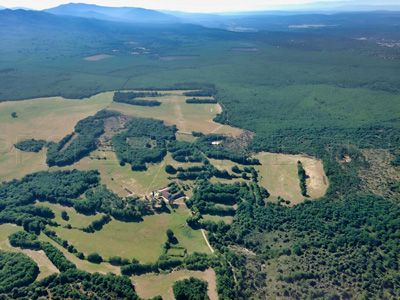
[202,214,234,224]
[0,224,59,280]
[109,90,243,137]
[35,202,104,228]
[53,204,210,263]
[255,152,328,205]
[0,92,112,180]
[68,151,199,196]
[39,234,121,275]
[132,268,218,300]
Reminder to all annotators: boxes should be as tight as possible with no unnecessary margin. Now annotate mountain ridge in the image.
[44,3,179,24]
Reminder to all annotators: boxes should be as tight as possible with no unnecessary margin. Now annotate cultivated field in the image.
[255,152,328,205]
[53,205,210,263]
[132,268,218,300]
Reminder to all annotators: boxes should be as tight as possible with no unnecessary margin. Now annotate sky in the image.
[0,0,398,12]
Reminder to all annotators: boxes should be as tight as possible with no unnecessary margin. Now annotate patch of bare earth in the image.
[359,149,400,198]
[84,54,113,61]
[98,114,128,147]
[22,249,60,280]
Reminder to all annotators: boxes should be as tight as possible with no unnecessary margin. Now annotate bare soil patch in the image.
[84,54,113,61]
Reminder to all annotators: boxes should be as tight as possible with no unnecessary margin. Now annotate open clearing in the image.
[109,90,243,137]
[53,205,210,263]
[202,214,234,224]
[68,151,200,197]
[0,224,59,280]
[132,268,218,300]
[39,234,121,274]
[35,202,104,228]
[0,92,112,180]
[84,54,113,61]
[255,152,328,205]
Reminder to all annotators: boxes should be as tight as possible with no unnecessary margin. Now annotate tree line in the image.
[46,110,119,166]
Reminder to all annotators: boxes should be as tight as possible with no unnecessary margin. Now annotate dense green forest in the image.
[113,91,161,106]
[0,251,38,293]
[14,139,47,152]
[0,170,99,232]
[173,277,209,300]
[186,98,217,104]
[6,268,138,299]
[112,117,176,170]
[47,110,119,166]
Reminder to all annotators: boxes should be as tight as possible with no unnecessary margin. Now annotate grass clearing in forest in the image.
[0,224,59,280]
[52,204,210,263]
[202,214,234,224]
[35,202,104,228]
[132,268,218,300]
[0,92,113,180]
[255,152,328,205]
[39,234,120,275]
[109,90,243,137]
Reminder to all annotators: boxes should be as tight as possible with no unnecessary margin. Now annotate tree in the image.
[173,277,209,300]
[165,164,177,174]
[166,229,178,244]
[11,112,17,118]
[61,210,69,221]
[87,252,103,264]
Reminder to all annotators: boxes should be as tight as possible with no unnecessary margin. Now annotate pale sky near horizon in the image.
[0,0,353,12]
[0,0,397,12]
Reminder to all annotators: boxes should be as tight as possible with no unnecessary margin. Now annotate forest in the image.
[0,170,99,232]
[186,98,217,104]
[46,110,120,166]
[112,117,177,170]
[14,139,47,153]
[114,91,161,106]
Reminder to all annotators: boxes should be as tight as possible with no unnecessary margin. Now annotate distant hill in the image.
[45,3,179,24]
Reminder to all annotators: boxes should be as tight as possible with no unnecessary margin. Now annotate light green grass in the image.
[0,92,112,181]
[35,202,104,228]
[132,268,218,300]
[255,152,328,205]
[53,205,210,263]
[202,214,233,225]
[39,234,120,275]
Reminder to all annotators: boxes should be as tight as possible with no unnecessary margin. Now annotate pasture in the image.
[52,204,210,263]
[109,90,243,137]
[255,152,328,205]
[39,234,120,275]
[202,214,234,224]
[0,92,112,180]
[70,151,199,196]
[132,268,218,300]
[35,202,104,228]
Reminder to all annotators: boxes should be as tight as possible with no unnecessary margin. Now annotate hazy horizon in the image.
[1,0,399,13]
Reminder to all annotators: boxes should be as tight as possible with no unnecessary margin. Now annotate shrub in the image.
[87,252,103,264]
